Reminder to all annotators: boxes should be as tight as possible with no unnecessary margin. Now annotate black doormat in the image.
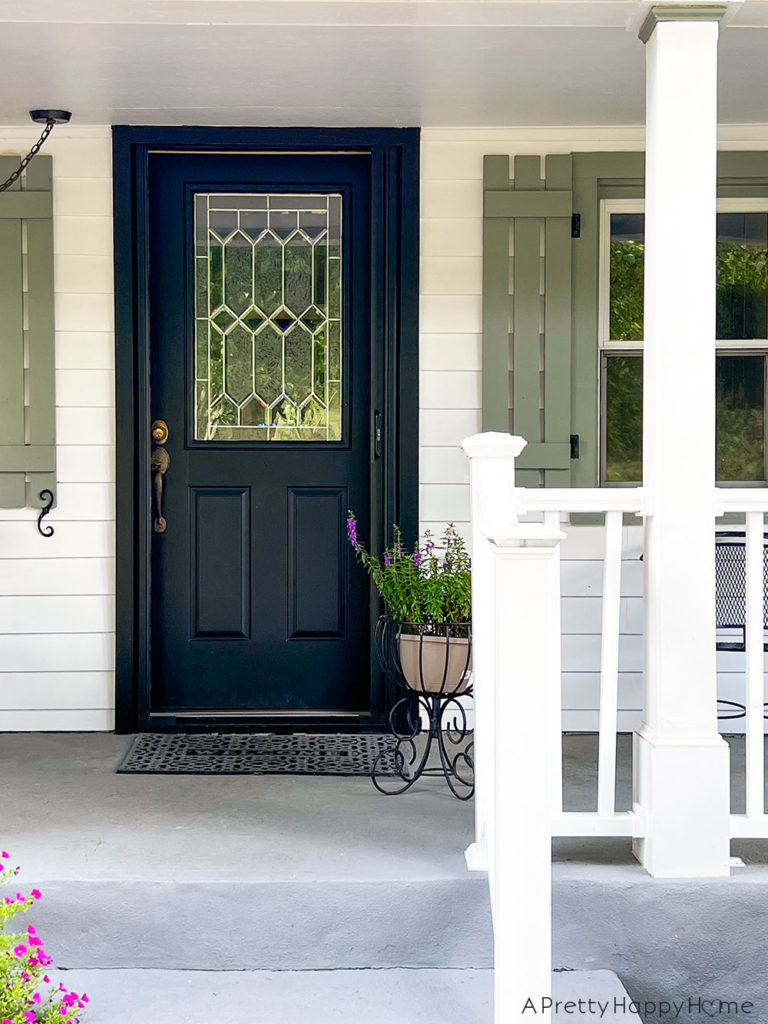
[117,732,396,776]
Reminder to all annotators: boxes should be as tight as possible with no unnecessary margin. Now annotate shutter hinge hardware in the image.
[570,434,580,460]
[571,213,581,239]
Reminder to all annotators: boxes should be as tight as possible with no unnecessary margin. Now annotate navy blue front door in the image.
[147,151,374,721]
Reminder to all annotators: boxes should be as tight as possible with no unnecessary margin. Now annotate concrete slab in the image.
[48,968,637,1024]
[49,968,493,1024]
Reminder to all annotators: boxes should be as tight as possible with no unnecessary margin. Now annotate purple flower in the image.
[425,540,435,553]
[384,553,392,567]
[413,550,423,567]
[346,515,358,548]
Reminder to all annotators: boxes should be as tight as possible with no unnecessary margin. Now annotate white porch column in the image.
[634,3,731,878]
[460,432,527,873]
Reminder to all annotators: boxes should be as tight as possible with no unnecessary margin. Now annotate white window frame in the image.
[598,197,768,484]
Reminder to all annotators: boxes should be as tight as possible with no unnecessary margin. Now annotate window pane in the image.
[609,214,645,341]
[194,193,343,442]
[716,213,768,340]
[716,354,765,480]
[604,354,643,482]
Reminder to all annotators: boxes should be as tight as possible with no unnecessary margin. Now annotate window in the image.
[600,200,768,484]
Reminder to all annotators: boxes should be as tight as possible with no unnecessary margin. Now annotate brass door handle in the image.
[151,446,170,533]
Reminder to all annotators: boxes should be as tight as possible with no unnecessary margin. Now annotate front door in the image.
[147,151,374,724]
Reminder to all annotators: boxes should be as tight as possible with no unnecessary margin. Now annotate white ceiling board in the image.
[0,2,765,127]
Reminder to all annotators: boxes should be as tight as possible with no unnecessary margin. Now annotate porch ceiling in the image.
[1,1,768,127]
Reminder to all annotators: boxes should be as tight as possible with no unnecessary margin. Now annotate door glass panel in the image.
[194,193,343,441]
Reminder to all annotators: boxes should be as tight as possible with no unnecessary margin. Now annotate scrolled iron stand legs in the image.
[371,617,474,800]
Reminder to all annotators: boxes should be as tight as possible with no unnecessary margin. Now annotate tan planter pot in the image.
[397,631,472,695]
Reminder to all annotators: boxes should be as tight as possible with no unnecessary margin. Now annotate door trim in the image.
[113,126,420,733]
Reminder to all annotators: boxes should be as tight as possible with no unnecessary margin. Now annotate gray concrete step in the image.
[50,969,637,1024]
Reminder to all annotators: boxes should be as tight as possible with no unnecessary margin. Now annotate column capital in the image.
[639,4,729,44]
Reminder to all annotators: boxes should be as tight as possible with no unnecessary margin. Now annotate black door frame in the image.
[112,127,420,733]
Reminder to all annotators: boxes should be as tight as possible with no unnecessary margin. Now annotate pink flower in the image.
[32,993,41,1004]
[3,1018,15,1023]
[27,925,36,935]
[1,850,9,857]
[14,943,27,956]
[43,975,50,984]
[59,1009,68,1017]
[23,1011,36,1023]
[30,888,42,900]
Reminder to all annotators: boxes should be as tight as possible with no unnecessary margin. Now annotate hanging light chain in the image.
[0,119,56,194]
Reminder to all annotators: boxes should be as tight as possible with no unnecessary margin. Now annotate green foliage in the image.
[1,854,88,1024]
[605,356,643,483]
[716,244,768,340]
[347,515,471,630]
[609,240,644,341]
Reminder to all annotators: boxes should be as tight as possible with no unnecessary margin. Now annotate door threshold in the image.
[151,710,362,719]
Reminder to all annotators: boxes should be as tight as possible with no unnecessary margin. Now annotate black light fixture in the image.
[0,109,73,193]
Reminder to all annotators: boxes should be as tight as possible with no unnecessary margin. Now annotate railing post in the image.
[635,3,732,877]
[460,432,527,872]
[489,519,564,1023]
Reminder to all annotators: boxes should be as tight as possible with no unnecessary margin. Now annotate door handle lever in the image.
[151,446,170,533]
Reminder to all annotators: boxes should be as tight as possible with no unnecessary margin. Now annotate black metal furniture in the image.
[371,617,474,799]
[715,530,768,721]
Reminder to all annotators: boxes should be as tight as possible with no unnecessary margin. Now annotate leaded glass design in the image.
[194,193,343,441]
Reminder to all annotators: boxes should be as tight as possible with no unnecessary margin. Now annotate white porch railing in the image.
[516,488,647,841]
[715,491,768,839]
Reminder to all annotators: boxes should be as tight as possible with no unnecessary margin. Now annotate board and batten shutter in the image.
[482,154,573,487]
[0,154,56,508]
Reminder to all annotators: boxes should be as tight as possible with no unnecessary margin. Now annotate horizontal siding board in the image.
[0,557,115,596]
[0,671,114,709]
[420,447,470,485]
[54,255,114,294]
[57,445,114,483]
[0,521,114,559]
[0,218,24,447]
[55,369,114,408]
[420,258,482,296]
[0,597,115,634]
[53,179,112,217]
[421,219,482,257]
[419,484,470,523]
[420,409,481,447]
[420,334,481,371]
[0,633,114,672]
[421,294,482,334]
[55,408,115,445]
[54,292,115,332]
[420,371,481,409]
[53,216,113,256]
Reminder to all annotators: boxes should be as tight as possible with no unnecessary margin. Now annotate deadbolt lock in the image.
[151,419,169,444]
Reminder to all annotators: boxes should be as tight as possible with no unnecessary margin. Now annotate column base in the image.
[464,840,488,872]
[632,728,731,878]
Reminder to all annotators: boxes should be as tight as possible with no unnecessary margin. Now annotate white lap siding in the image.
[0,126,114,731]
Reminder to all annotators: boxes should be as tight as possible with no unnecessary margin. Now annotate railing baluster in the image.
[745,510,764,819]
[597,510,623,817]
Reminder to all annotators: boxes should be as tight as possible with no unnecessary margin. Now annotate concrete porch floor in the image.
[3,732,768,1022]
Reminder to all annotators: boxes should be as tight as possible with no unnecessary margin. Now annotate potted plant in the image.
[346,513,472,695]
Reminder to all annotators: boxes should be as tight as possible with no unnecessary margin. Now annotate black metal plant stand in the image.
[371,617,474,800]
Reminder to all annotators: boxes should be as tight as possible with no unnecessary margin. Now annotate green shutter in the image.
[0,155,55,509]
[482,154,573,486]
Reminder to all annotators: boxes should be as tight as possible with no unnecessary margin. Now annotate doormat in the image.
[117,732,397,776]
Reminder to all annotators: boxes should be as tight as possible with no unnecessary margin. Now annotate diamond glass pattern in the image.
[194,193,343,441]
